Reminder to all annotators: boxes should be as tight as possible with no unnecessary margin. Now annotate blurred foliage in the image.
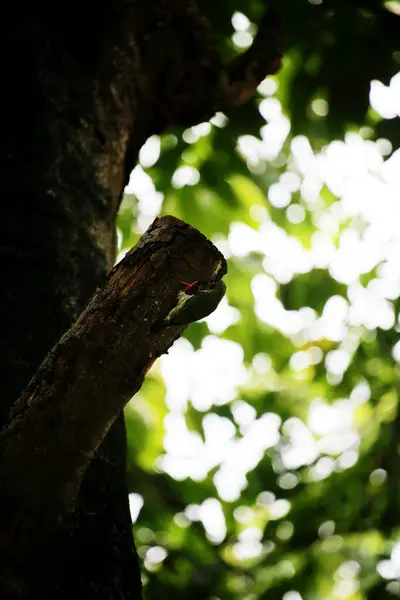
[118,2,400,599]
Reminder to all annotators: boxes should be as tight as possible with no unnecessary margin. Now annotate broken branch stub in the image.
[0,215,226,521]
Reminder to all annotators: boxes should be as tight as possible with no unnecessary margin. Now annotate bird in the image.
[162,278,226,327]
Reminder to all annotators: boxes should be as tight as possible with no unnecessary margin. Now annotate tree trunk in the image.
[2,8,141,598]
[0,2,282,597]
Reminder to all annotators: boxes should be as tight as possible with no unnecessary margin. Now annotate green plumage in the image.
[164,279,226,327]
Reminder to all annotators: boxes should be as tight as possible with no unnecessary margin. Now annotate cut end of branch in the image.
[0,216,227,544]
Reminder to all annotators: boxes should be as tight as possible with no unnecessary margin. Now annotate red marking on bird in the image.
[180,280,200,293]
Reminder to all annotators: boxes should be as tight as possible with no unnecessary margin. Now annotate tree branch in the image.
[127,3,284,136]
[0,215,226,559]
[220,8,284,110]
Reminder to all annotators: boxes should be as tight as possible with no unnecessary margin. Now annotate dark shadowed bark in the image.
[0,1,282,598]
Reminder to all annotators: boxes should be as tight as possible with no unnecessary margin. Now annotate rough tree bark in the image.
[0,215,226,596]
[1,1,282,598]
